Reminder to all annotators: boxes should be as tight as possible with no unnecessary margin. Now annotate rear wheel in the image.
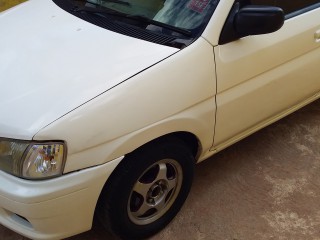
[97,138,195,239]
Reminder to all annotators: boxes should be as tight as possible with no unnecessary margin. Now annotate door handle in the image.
[315,30,320,43]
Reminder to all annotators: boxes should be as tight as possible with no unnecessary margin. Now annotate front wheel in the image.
[97,138,195,239]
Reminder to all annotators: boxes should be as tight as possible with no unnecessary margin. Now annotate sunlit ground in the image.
[0,0,26,12]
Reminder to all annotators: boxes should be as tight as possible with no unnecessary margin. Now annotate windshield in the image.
[73,0,219,31]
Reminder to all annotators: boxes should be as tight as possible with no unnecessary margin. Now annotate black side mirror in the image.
[235,5,284,35]
[219,3,285,44]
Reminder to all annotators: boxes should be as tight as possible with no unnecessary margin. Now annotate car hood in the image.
[0,0,178,140]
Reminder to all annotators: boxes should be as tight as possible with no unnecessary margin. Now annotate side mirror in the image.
[235,6,284,36]
[219,3,285,44]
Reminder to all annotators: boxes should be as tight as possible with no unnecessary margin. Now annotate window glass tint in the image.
[250,0,320,15]
[82,0,219,30]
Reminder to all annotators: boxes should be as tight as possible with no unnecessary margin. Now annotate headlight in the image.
[0,139,66,179]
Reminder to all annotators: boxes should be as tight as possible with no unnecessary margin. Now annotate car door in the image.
[211,0,320,151]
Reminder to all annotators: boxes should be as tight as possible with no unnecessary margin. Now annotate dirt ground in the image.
[0,99,319,240]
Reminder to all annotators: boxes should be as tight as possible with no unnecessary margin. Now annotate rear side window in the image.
[250,0,320,16]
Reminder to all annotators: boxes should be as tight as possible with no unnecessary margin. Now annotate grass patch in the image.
[0,0,27,12]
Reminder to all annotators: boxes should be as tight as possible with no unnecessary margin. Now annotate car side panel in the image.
[213,7,320,150]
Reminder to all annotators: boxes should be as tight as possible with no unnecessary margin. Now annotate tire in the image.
[97,137,195,240]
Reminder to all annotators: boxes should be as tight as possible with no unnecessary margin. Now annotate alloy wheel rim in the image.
[127,158,183,225]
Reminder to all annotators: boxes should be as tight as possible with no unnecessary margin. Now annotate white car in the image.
[0,0,319,239]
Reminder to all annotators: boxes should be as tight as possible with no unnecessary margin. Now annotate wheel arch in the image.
[130,131,201,160]
[102,131,200,190]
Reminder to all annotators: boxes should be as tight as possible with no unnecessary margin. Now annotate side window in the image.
[250,0,320,16]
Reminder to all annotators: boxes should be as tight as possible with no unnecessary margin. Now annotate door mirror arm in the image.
[219,3,285,45]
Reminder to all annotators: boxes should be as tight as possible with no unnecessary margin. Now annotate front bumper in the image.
[0,156,122,240]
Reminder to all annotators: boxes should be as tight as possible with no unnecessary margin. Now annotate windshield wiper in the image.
[125,15,192,37]
[73,5,129,17]
[73,4,192,37]
[86,0,131,8]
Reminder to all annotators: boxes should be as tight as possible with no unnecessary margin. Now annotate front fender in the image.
[34,37,217,173]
